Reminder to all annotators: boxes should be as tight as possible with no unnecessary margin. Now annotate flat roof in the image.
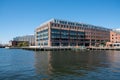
[37,18,111,31]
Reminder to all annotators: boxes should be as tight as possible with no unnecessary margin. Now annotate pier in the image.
[8,46,87,51]
[7,46,120,51]
[9,46,72,51]
[87,47,120,50]
[23,46,72,51]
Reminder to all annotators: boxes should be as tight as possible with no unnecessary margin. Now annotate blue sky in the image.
[0,0,120,44]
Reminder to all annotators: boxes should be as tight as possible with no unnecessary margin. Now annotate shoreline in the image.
[3,46,120,51]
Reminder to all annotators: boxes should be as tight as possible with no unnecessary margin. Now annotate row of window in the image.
[86,36,108,38]
[37,33,48,37]
[51,23,109,31]
[38,42,48,46]
[110,44,120,46]
[37,38,48,41]
[51,29,84,35]
[112,37,120,39]
[37,29,48,42]
[51,33,84,37]
[112,34,120,36]
[85,32,109,35]
[51,35,84,38]
[51,23,84,30]
[51,38,84,41]
[51,42,84,46]
[51,32,84,36]
[37,29,48,34]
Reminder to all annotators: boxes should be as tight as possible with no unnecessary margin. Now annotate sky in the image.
[0,0,120,44]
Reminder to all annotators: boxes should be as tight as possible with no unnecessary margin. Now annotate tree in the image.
[17,41,29,47]
[18,42,23,47]
[22,42,29,46]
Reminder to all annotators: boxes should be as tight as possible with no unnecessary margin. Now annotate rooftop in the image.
[37,18,111,31]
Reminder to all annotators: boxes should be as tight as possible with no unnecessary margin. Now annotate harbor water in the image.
[0,48,120,80]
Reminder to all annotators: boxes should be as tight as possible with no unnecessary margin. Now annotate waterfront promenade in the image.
[7,46,120,51]
[9,46,74,51]
[87,46,120,50]
[8,46,87,51]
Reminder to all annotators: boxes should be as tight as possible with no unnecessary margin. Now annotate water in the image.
[0,48,120,80]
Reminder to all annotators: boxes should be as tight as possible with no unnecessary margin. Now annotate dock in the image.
[8,46,87,51]
[7,46,120,51]
[9,46,72,51]
[87,47,120,50]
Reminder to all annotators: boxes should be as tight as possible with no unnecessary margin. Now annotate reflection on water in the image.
[0,48,120,80]
[34,50,120,80]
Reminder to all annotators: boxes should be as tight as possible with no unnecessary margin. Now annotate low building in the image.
[13,35,35,46]
[106,30,120,47]
[9,41,29,47]
[110,30,120,43]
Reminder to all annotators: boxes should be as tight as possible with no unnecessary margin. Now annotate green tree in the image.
[18,42,23,47]
[17,42,29,47]
[22,42,29,46]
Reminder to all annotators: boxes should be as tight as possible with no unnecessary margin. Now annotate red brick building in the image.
[106,30,120,47]
[35,19,110,47]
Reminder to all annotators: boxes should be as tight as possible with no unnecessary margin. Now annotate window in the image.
[58,24,60,27]
[44,42,48,45]
[54,24,56,27]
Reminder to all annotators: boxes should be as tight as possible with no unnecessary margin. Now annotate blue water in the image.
[0,48,120,80]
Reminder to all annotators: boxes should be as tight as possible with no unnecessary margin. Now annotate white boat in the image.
[5,47,10,49]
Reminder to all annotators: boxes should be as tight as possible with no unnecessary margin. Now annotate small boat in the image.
[5,47,10,49]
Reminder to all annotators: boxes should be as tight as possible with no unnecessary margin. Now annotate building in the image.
[106,30,120,47]
[110,31,120,43]
[9,41,29,47]
[35,19,110,47]
[84,24,110,46]
[13,35,35,46]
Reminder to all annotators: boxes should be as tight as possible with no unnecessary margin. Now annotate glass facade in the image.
[37,29,48,46]
[51,28,85,46]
